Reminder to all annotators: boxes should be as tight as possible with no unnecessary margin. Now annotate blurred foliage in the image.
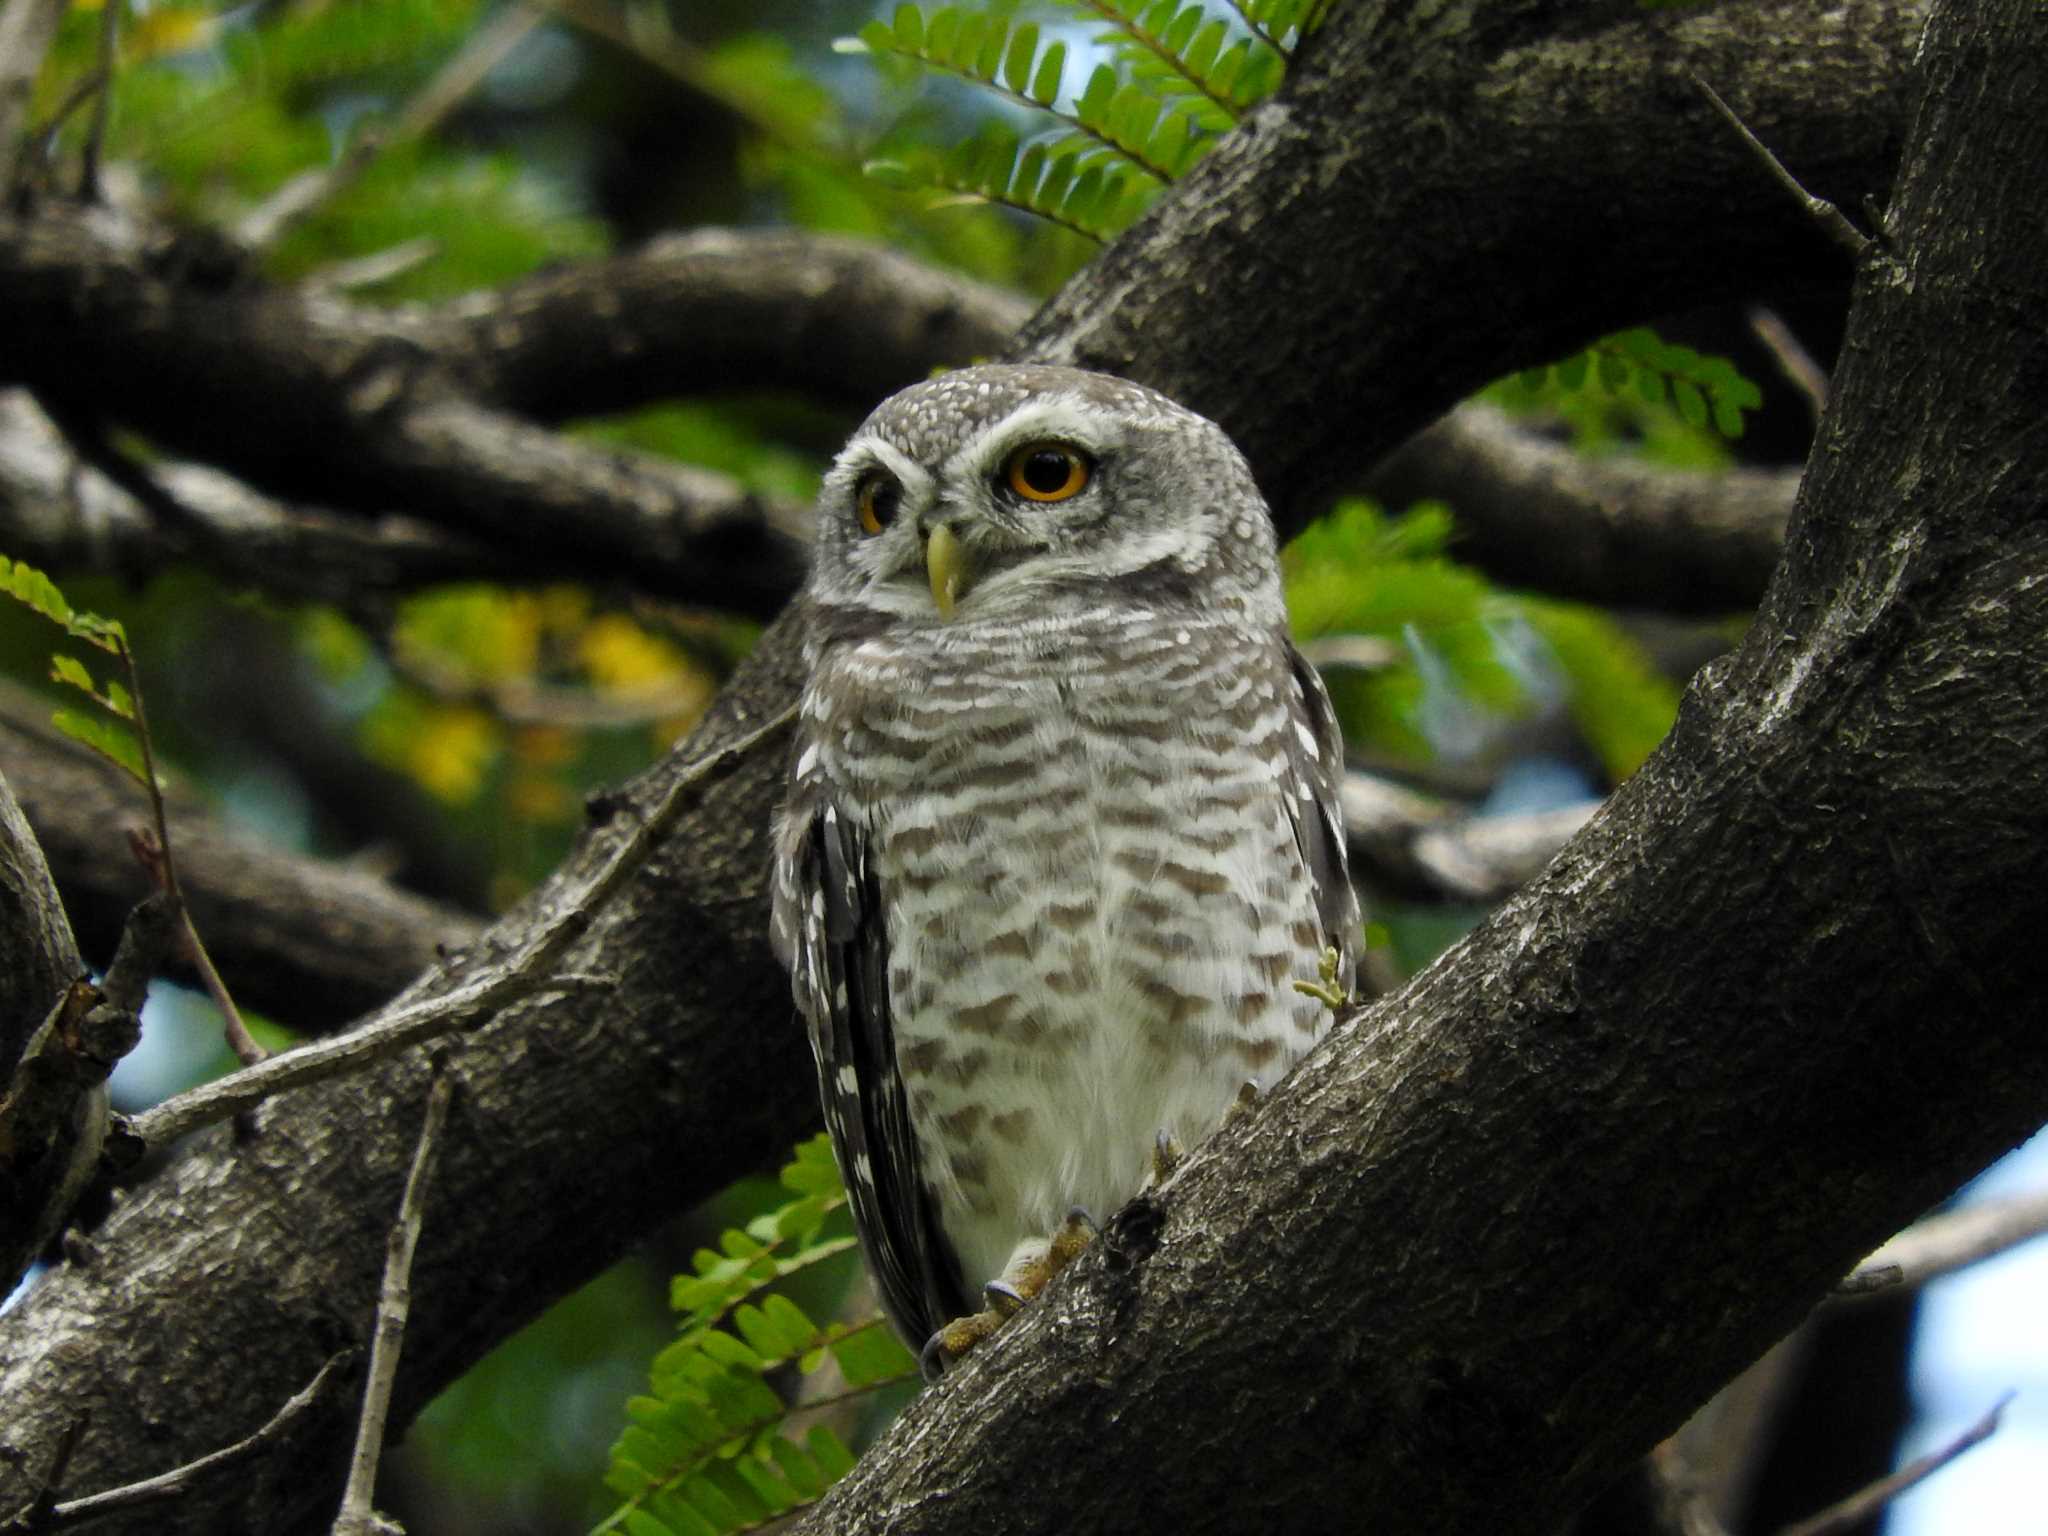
[1284,501,1679,782]
[0,0,1782,1530]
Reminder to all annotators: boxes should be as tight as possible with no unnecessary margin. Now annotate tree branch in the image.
[1369,405,1797,614]
[0,210,808,617]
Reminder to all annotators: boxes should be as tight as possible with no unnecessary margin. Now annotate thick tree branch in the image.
[0,4,1953,1533]
[0,209,808,616]
[1369,406,1797,614]
[2,226,1793,617]
[0,390,586,606]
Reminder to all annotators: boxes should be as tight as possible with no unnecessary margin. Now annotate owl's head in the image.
[805,365,1282,626]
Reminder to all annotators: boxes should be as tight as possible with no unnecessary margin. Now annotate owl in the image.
[770,364,1357,1369]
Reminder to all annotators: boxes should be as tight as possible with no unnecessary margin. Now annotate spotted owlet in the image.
[770,364,1357,1364]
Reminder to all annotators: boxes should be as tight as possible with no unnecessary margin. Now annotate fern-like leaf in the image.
[1503,328,1764,441]
[599,1137,919,1536]
[868,125,1149,242]
[1074,0,1246,122]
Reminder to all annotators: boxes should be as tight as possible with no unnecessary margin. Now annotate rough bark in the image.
[0,3,1978,1534]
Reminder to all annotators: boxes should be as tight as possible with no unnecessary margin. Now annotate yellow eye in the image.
[856,472,899,537]
[1004,443,1091,503]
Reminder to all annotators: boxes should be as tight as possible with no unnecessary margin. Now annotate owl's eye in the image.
[1003,442,1091,503]
[855,471,900,537]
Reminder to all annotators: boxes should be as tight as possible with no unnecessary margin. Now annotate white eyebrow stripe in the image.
[944,397,1126,478]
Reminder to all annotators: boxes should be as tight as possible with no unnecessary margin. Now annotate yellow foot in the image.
[1291,945,1351,1013]
[919,1208,1096,1381]
[1224,1077,1263,1126]
[1149,1129,1185,1186]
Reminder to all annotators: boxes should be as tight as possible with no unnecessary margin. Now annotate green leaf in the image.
[1029,38,1065,105]
[974,17,1006,80]
[49,653,95,694]
[806,1425,857,1482]
[768,1436,827,1500]
[52,706,148,785]
[1077,62,1117,125]
[1671,377,1709,430]
[1002,21,1038,95]
[891,3,924,51]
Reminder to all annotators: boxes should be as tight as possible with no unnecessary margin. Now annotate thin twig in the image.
[112,632,263,1065]
[235,2,545,251]
[127,704,797,1149]
[332,1064,455,1536]
[1773,1392,2013,1536]
[1836,1186,2048,1299]
[1747,306,1828,424]
[74,0,119,200]
[1219,0,1287,61]
[1687,71,1869,260]
[3,1356,348,1534]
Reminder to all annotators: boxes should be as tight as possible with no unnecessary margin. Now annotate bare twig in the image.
[127,703,797,1149]
[331,1064,454,1536]
[236,3,545,252]
[1338,770,1600,903]
[74,0,118,200]
[0,0,69,194]
[1836,1186,2048,1298]
[1773,1393,2013,1536]
[1746,306,1828,422]
[1688,71,1870,260]
[3,1356,346,1533]
[305,238,440,294]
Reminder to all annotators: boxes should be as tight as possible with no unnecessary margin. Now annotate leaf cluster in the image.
[850,1,1313,241]
[599,1136,918,1536]
[1283,504,1677,781]
[1497,327,1765,443]
[0,555,153,787]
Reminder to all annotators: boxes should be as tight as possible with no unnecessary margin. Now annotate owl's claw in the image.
[1226,1078,1263,1125]
[1291,945,1352,1012]
[919,1208,1100,1380]
[1149,1129,1186,1186]
[984,1279,1026,1318]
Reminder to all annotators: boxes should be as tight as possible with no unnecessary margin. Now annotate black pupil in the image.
[1021,450,1072,495]
[867,479,898,525]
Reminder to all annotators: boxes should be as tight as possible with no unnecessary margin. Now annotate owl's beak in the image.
[925,523,969,620]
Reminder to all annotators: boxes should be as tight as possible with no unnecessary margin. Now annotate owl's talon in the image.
[1226,1078,1264,1124]
[1149,1129,1186,1185]
[1291,945,1352,1012]
[984,1279,1026,1318]
[921,1305,1006,1381]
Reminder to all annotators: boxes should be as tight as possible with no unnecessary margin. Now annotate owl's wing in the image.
[1283,639,1363,987]
[772,790,967,1346]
